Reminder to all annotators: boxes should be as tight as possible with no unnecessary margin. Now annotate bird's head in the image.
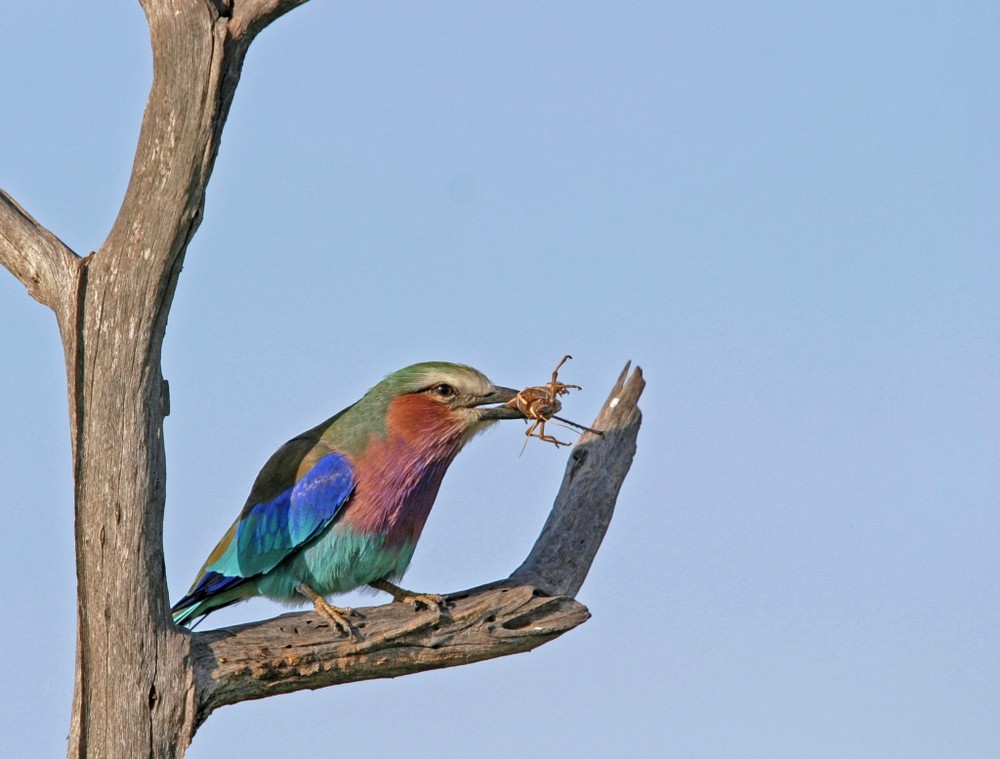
[384,361,521,422]
[338,362,523,454]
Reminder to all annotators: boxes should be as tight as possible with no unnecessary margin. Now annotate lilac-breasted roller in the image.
[171,362,524,635]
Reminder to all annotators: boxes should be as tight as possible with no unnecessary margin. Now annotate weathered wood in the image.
[192,584,590,725]
[511,363,645,596]
[229,0,311,41]
[66,1,307,756]
[67,0,229,753]
[1,2,644,756]
[0,190,79,313]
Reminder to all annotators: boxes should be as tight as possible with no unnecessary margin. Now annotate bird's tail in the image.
[171,571,251,627]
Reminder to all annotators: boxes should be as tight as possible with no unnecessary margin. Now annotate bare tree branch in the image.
[512,363,645,596]
[192,585,589,725]
[229,0,311,43]
[2,0,642,753]
[181,364,644,726]
[66,2,284,756]
[0,189,79,312]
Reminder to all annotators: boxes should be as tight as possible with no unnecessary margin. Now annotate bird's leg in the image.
[369,578,448,616]
[296,582,357,639]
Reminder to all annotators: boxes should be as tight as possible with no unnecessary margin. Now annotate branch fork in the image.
[0,1,644,755]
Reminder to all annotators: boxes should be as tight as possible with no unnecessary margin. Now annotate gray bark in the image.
[0,2,644,757]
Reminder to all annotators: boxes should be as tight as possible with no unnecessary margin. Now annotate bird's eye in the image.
[432,383,455,398]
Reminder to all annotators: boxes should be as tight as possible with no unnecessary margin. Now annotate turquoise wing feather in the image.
[171,451,355,624]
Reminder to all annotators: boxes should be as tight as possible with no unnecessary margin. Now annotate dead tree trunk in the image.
[0,3,644,757]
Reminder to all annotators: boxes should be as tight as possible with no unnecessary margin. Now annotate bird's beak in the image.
[474,386,525,421]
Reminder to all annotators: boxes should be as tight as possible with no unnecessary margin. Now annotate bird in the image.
[171,361,524,635]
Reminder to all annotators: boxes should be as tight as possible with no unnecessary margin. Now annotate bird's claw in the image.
[313,598,360,639]
[370,579,449,617]
[297,582,360,640]
[402,591,447,612]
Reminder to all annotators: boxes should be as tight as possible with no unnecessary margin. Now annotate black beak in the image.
[474,386,525,421]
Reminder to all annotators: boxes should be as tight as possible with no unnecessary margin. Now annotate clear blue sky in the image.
[2,3,997,757]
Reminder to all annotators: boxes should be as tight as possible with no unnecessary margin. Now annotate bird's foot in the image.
[313,598,359,639]
[296,582,359,640]
[369,578,449,616]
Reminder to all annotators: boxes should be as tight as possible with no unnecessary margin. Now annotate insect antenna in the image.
[550,415,604,437]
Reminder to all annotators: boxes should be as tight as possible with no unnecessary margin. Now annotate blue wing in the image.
[232,451,354,575]
[172,451,354,624]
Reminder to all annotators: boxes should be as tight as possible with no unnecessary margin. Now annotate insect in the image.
[508,355,600,448]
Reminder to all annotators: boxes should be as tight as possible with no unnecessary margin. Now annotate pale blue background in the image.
[2,3,997,758]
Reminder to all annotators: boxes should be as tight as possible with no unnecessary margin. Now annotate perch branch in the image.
[192,584,589,724]
[186,363,643,726]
